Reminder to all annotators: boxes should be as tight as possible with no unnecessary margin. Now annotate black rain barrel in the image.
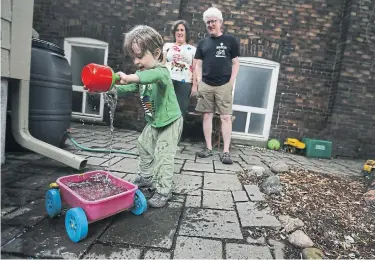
[29,38,73,147]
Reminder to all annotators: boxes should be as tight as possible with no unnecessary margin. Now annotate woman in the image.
[163,20,197,117]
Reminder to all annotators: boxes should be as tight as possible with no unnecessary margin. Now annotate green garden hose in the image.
[67,134,139,156]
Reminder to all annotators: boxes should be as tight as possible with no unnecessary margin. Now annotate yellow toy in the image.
[283,138,306,154]
[49,182,59,189]
[362,160,375,178]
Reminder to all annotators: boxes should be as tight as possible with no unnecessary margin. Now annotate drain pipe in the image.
[11,79,87,170]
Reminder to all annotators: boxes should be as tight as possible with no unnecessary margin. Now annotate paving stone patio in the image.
[1,123,365,259]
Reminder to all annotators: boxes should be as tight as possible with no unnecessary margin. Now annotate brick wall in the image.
[327,0,375,158]
[33,0,375,158]
[33,0,181,131]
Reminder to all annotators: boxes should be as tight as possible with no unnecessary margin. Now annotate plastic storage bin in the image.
[302,138,332,159]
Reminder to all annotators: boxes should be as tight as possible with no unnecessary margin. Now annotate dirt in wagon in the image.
[238,167,375,259]
[66,173,127,201]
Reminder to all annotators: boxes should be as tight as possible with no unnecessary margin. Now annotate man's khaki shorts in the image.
[195,81,233,115]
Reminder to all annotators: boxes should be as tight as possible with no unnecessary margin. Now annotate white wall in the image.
[1,79,8,164]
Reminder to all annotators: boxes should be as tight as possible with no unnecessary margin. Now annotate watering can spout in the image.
[81,63,120,93]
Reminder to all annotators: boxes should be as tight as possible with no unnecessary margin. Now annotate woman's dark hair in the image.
[171,20,190,43]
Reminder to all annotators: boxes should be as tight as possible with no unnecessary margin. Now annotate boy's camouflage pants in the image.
[137,116,183,195]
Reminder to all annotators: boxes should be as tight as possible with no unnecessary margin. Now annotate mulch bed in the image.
[238,167,375,259]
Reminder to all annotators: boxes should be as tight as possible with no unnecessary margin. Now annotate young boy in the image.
[114,25,183,207]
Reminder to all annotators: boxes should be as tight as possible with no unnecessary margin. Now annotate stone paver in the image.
[7,174,58,190]
[179,208,243,239]
[1,207,17,217]
[122,173,137,182]
[214,170,237,175]
[181,170,203,177]
[214,161,243,172]
[174,236,222,259]
[86,156,109,166]
[110,158,139,173]
[172,174,202,195]
[183,162,214,172]
[269,239,286,259]
[175,153,196,161]
[84,244,141,259]
[1,226,25,247]
[102,156,124,167]
[144,250,171,259]
[100,204,182,249]
[110,171,127,178]
[232,191,249,202]
[2,123,364,259]
[204,173,242,191]
[175,163,183,173]
[244,185,265,201]
[202,190,233,210]
[240,155,264,165]
[186,195,201,207]
[1,188,44,207]
[236,202,281,227]
[1,218,110,258]
[1,199,45,227]
[226,243,273,259]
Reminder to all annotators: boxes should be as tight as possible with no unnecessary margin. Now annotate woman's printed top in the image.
[163,42,196,83]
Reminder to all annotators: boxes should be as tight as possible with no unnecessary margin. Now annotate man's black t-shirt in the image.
[194,34,240,86]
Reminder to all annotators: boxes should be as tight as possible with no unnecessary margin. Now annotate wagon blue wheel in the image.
[131,189,147,215]
[45,189,62,218]
[65,207,88,243]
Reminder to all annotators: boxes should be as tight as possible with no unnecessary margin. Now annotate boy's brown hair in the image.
[123,25,164,62]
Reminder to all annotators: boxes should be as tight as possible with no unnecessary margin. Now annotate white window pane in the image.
[232,111,247,133]
[247,113,265,135]
[233,65,272,108]
[71,46,105,86]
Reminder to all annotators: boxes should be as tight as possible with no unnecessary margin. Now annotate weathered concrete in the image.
[179,208,243,239]
[204,173,242,191]
[174,236,222,259]
[236,202,281,228]
[100,205,182,249]
[244,185,265,201]
[202,190,233,210]
[226,243,273,259]
[1,123,365,259]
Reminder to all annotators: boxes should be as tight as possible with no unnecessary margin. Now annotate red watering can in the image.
[81,63,120,92]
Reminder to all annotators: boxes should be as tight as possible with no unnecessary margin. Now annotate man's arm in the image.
[191,59,202,96]
[194,59,202,85]
[229,57,239,86]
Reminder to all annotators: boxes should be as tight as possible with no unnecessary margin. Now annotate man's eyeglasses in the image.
[206,20,217,25]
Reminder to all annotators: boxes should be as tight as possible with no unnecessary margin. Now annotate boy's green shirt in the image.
[115,65,181,128]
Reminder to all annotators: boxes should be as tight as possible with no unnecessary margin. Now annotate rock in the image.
[363,190,375,205]
[288,230,314,248]
[249,166,267,177]
[270,160,289,173]
[344,235,354,244]
[246,236,266,244]
[279,215,305,233]
[302,248,325,259]
[261,175,282,195]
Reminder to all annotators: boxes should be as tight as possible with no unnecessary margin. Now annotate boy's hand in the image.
[116,72,129,85]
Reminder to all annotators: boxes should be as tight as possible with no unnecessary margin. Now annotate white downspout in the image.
[11,79,87,170]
